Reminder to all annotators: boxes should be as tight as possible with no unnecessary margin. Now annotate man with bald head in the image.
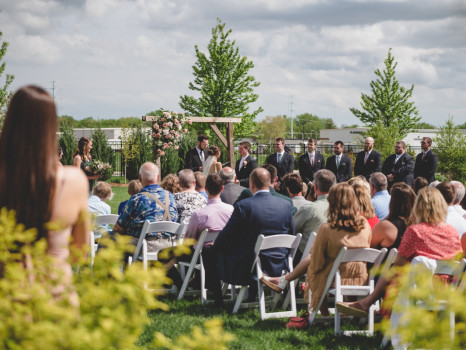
[114,162,178,253]
[354,137,382,181]
[219,167,245,205]
[203,167,295,307]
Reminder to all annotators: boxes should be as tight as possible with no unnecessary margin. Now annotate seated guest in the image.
[451,181,466,219]
[194,171,208,200]
[370,183,416,250]
[203,168,295,307]
[160,174,181,195]
[294,169,336,259]
[118,179,142,215]
[436,182,466,238]
[282,173,308,211]
[352,183,379,229]
[219,167,245,205]
[88,181,113,238]
[113,162,178,254]
[163,173,234,289]
[174,169,207,224]
[337,187,461,318]
[412,176,428,195]
[263,183,371,316]
[370,172,391,220]
[348,175,370,192]
[234,164,297,214]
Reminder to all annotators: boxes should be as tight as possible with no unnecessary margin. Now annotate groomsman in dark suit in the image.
[325,141,352,183]
[354,137,382,181]
[234,141,257,188]
[382,141,415,189]
[414,137,438,184]
[265,137,294,195]
[184,134,209,172]
[298,138,325,186]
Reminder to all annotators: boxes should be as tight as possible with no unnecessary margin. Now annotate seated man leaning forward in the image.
[202,167,295,307]
[113,162,178,253]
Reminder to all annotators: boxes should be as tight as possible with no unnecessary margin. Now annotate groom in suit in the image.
[184,134,209,172]
[354,137,382,181]
[382,140,415,190]
[265,137,294,196]
[298,138,325,186]
[203,167,295,306]
[325,141,352,183]
[235,141,257,188]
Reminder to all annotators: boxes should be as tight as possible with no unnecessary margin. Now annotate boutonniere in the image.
[317,160,321,163]
[243,160,248,167]
[370,160,374,163]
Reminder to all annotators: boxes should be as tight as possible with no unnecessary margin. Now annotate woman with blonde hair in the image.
[352,183,379,229]
[0,85,89,303]
[337,186,461,318]
[73,136,100,192]
[160,174,181,194]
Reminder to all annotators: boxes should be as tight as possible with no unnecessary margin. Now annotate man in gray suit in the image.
[219,167,245,205]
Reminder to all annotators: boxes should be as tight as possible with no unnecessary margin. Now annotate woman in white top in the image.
[202,145,222,177]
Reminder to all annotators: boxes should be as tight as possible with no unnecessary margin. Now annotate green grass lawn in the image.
[141,296,383,349]
[109,185,130,214]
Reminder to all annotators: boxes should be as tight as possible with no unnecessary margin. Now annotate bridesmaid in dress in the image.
[73,137,100,192]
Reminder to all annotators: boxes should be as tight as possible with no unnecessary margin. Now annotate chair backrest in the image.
[132,220,180,261]
[252,234,302,273]
[340,247,387,281]
[94,214,119,226]
[435,259,466,287]
[300,232,316,262]
[175,221,188,241]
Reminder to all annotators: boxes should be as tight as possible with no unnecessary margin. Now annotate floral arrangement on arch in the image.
[151,110,191,158]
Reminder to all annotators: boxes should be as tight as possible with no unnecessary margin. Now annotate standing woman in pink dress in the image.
[0,85,89,303]
[73,137,100,193]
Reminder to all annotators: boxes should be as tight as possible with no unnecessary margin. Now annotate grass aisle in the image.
[141,296,383,349]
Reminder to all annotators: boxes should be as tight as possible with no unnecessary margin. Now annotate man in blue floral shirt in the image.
[114,162,178,253]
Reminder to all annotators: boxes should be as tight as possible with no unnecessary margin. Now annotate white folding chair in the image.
[177,230,220,304]
[232,233,302,320]
[282,232,316,309]
[89,230,96,268]
[90,214,119,251]
[127,220,180,271]
[332,247,387,335]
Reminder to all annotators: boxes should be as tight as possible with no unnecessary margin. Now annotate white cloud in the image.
[10,35,62,64]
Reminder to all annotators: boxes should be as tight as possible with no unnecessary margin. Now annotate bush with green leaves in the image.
[91,127,116,170]
[58,120,77,165]
[0,207,234,349]
[125,123,153,180]
[433,117,466,183]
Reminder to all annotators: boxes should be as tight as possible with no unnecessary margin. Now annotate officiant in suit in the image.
[414,137,437,184]
[184,134,209,172]
[234,141,257,188]
[354,137,382,181]
[325,141,352,183]
[298,138,325,186]
[202,167,295,306]
[265,137,294,196]
[382,140,415,189]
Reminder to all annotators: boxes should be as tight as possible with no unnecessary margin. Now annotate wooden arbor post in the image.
[142,116,242,168]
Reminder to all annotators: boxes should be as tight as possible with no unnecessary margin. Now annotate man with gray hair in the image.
[114,162,178,253]
[219,167,245,205]
[370,172,391,220]
[293,169,336,260]
[451,181,466,219]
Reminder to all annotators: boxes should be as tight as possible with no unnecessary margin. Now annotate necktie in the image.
[422,152,426,160]
[200,151,205,163]
[277,153,282,163]
[310,153,314,167]
[336,156,340,169]
[364,152,369,165]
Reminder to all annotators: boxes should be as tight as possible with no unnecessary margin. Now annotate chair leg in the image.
[368,304,374,335]
[258,280,266,320]
[177,263,194,301]
[233,286,247,314]
[201,265,207,305]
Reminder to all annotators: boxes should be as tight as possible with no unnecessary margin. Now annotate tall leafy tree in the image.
[257,115,287,144]
[91,127,115,166]
[179,19,263,138]
[289,113,336,140]
[350,49,420,159]
[0,29,14,133]
[58,120,77,165]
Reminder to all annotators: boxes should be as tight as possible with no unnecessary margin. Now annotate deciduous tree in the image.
[179,19,263,138]
[0,30,14,134]
[258,115,287,144]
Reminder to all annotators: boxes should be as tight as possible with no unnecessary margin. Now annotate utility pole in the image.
[51,81,56,100]
[290,95,294,139]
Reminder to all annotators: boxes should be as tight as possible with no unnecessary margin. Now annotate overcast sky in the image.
[1,0,465,127]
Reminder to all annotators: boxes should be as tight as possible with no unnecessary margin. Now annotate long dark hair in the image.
[73,136,91,160]
[387,182,416,227]
[0,86,58,240]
